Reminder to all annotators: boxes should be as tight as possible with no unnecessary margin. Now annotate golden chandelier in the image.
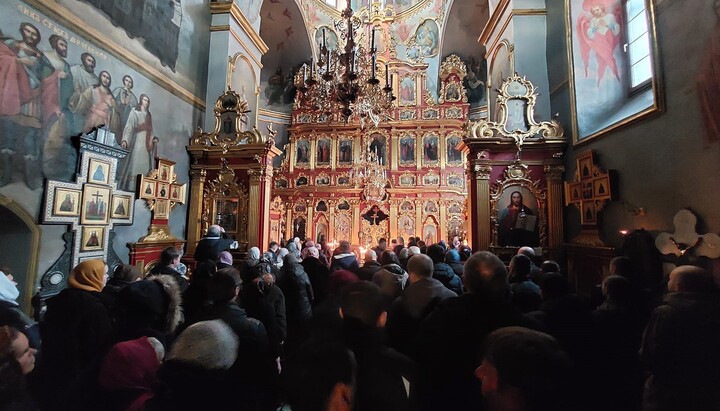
[294,0,396,127]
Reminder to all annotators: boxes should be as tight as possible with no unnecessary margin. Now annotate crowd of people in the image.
[1,224,720,411]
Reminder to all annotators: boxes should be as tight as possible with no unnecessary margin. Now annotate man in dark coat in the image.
[386,254,456,355]
[301,246,330,306]
[641,266,720,411]
[340,281,416,411]
[443,248,464,278]
[194,225,236,264]
[186,267,276,410]
[330,241,359,273]
[426,244,463,295]
[149,246,188,293]
[279,253,314,350]
[356,249,382,282]
[413,251,535,411]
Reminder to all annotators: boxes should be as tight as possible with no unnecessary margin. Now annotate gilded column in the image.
[307,203,315,242]
[353,202,361,245]
[248,165,273,249]
[544,164,565,250]
[286,207,293,240]
[439,200,447,242]
[473,164,492,251]
[186,168,207,254]
[389,202,398,241]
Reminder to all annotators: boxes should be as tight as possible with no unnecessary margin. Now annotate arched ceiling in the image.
[440,0,489,60]
[259,0,313,78]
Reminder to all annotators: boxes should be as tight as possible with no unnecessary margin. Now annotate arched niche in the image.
[0,195,41,314]
[228,53,259,131]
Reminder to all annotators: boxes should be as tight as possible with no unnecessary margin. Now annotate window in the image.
[623,0,653,89]
[324,0,338,7]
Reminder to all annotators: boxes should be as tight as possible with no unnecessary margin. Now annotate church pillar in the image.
[207,2,268,129]
[185,169,207,254]
[544,165,565,253]
[471,165,492,252]
[307,204,315,242]
[247,165,273,249]
[353,203,361,246]
[480,0,551,119]
[390,202,398,241]
[439,200,447,243]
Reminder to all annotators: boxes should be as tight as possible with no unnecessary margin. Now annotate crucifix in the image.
[136,158,188,241]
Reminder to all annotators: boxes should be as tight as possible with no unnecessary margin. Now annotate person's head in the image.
[517,246,535,259]
[111,264,142,284]
[667,265,718,294]
[338,241,351,254]
[379,251,400,266]
[475,327,572,411]
[306,246,320,260]
[97,70,112,89]
[138,93,150,111]
[452,236,461,248]
[377,238,387,251]
[591,4,606,17]
[209,267,241,303]
[117,275,184,337]
[397,236,405,246]
[364,249,377,263]
[269,242,279,252]
[539,273,569,300]
[169,320,238,370]
[340,281,386,328]
[98,337,163,393]
[398,248,409,261]
[407,254,434,283]
[19,22,40,47]
[438,240,448,251]
[217,251,233,267]
[80,52,96,72]
[540,260,560,275]
[69,259,108,292]
[49,34,68,57]
[509,254,532,282]
[160,246,181,268]
[609,256,632,277]
[283,341,356,411]
[427,244,446,264]
[247,247,261,261]
[444,248,461,263]
[327,270,360,297]
[463,251,508,295]
[122,74,134,89]
[407,246,421,257]
[602,275,633,304]
[459,246,472,261]
[0,326,36,376]
[207,225,222,237]
[510,191,523,207]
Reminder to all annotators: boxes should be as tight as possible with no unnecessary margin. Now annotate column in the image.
[247,165,273,249]
[544,164,565,250]
[472,165,492,251]
[185,168,207,254]
[389,202,398,240]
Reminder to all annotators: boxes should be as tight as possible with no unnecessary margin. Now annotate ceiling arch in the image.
[439,0,490,61]
[259,0,313,78]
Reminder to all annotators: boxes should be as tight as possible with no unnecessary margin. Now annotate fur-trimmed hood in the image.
[118,274,184,337]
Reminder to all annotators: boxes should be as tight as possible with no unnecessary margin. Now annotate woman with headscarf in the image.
[278,253,314,351]
[38,259,115,410]
[216,251,234,270]
[301,246,330,306]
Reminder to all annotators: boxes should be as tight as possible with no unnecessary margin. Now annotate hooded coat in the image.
[330,252,359,273]
[372,263,409,305]
[97,337,161,411]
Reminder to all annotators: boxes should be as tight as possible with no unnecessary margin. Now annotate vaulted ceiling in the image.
[440,0,489,60]
[259,0,313,79]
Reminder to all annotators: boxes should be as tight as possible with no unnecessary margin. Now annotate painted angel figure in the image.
[576,0,622,85]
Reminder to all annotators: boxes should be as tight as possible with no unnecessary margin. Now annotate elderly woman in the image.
[39,259,116,410]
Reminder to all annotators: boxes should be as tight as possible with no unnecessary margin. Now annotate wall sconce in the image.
[622,201,646,216]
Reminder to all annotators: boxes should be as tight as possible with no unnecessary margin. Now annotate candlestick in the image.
[322,28,326,50]
[371,54,376,79]
[310,58,314,78]
[385,63,389,85]
[371,27,376,51]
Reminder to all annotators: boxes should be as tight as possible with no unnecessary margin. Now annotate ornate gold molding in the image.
[138,224,178,243]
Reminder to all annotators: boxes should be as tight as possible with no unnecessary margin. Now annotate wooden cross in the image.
[136,158,187,241]
[564,150,613,226]
[42,130,135,284]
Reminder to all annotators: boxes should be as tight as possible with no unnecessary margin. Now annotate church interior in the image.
[1,0,720,409]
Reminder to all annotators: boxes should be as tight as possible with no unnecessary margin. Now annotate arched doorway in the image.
[0,195,41,314]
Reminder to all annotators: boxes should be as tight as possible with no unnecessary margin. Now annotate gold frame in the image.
[80,226,105,252]
[337,136,355,167]
[398,73,418,106]
[139,177,156,200]
[445,133,464,166]
[295,173,310,187]
[336,172,352,186]
[398,132,417,166]
[446,172,464,188]
[315,136,333,168]
[565,0,664,146]
[422,171,440,186]
[154,199,170,220]
[87,158,112,185]
[80,183,111,226]
[110,194,132,219]
[421,132,441,167]
[156,182,170,200]
[52,187,81,217]
[364,129,390,166]
[398,172,416,187]
[315,172,331,186]
[294,138,312,169]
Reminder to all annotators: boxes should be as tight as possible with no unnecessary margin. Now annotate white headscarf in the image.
[247,247,261,261]
[0,271,20,305]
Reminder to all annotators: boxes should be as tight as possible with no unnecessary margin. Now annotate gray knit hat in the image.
[168,320,238,370]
